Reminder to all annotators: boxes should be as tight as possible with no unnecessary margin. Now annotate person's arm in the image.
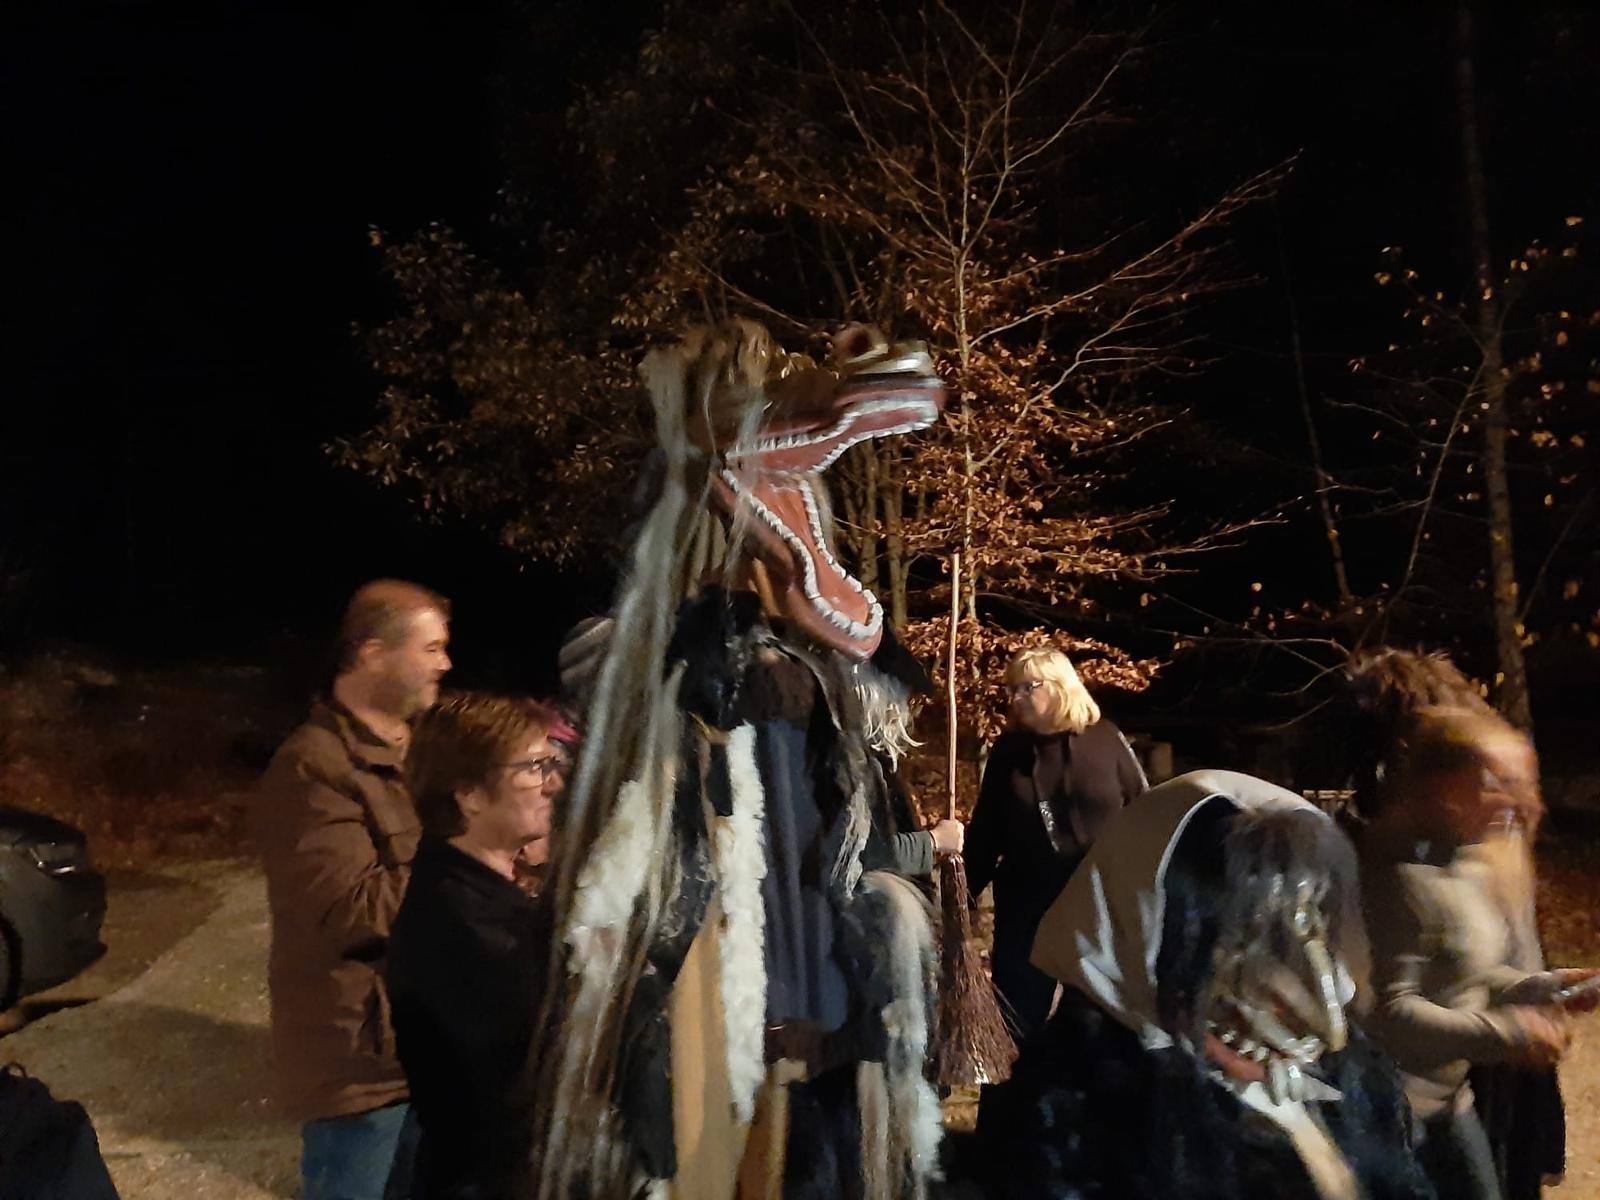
[1111,724,1148,801]
[257,745,412,954]
[964,741,1007,902]
[1366,867,1560,1067]
[888,830,936,879]
[862,756,950,880]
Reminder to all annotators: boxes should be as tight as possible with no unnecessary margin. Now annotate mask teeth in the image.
[740,399,941,473]
[719,471,883,642]
[1213,1001,1327,1069]
[1305,937,1348,1053]
[1230,997,1329,1066]
[1266,1058,1307,1104]
[1267,1058,1291,1104]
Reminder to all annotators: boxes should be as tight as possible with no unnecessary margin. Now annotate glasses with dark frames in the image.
[497,755,566,785]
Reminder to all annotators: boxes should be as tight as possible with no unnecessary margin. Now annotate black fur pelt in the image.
[978,989,1435,1200]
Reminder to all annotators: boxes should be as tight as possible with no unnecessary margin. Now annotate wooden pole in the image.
[933,549,1017,1085]
[947,552,961,820]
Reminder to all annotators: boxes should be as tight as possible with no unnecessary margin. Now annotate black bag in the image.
[0,1064,119,1200]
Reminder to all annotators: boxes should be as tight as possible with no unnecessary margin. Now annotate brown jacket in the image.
[253,698,420,1121]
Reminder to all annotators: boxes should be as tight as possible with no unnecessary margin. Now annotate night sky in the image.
[5,2,1597,695]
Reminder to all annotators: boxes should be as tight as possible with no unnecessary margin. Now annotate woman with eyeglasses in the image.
[965,647,1148,1052]
[387,692,572,1200]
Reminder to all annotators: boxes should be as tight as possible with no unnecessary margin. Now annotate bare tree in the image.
[1455,0,1530,727]
[620,2,1279,734]
[347,0,1280,737]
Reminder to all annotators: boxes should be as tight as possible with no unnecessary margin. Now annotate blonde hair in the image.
[1004,647,1100,735]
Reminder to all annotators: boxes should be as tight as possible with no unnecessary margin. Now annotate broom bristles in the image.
[934,853,1017,1087]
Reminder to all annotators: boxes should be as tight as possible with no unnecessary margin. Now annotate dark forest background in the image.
[5,1,1599,758]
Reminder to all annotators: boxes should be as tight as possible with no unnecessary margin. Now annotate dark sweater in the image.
[965,720,1145,926]
[388,838,551,1199]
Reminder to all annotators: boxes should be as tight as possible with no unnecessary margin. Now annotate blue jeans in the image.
[301,1102,419,1200]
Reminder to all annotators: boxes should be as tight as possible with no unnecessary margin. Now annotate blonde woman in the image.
[966,647,1148,1046]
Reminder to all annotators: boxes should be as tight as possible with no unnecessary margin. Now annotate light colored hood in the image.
[1030,768,1324,1050]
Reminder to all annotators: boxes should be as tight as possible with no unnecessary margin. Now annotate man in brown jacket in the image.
[254,580,451,1200]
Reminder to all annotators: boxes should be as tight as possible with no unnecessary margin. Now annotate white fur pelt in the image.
[712,723,768,1123]
[566,758,675,996]
[859,870,944,1194]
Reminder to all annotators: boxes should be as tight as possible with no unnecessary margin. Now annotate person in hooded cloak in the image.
[983,769,1437,1200]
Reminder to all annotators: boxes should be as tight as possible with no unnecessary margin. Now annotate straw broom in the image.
[933,553,1017,1087]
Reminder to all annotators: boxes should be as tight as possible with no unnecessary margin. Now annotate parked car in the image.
[0,809,106,1009]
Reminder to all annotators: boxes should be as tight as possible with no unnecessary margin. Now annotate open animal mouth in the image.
[710,352,944,657]
[1205,1006,1328,1104]
[1202,935,1349,1105]
[717,473,883,642]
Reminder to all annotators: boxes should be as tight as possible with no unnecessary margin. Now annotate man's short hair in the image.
[338,579,451,671]
[406,692,559,839]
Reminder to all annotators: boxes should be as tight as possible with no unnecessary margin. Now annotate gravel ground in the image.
[1,860,1595,1199]
[4,861,297,1199]
[1564,1022,1600,1197]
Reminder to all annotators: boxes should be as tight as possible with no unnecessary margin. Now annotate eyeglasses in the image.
[498,755,566,786]
[1005,680,1045,698]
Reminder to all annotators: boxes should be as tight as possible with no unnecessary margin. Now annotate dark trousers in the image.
[1472,1064,1565,1200]
[977,915,1059,1143]
[990,917,1058,1044]
[1416,1106,1503,1200]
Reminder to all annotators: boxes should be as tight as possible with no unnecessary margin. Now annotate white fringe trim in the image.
[713,723,769,1123]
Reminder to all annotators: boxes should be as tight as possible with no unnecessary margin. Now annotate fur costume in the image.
[529,321,946,1200]
[984,770,1437,1200]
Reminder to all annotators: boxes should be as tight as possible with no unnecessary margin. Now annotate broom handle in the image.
[947,552,960,822]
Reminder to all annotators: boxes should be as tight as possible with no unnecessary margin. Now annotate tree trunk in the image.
[836,454,872,591]
[1456,0,1533,730]
[884,447,910,630]
[1274,201,1352,605]
[858,443,882,593]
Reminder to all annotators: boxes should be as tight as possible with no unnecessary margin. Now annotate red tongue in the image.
[710,472,881,657]
[756,485,876,632]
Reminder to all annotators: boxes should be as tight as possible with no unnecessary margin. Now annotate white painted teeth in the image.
[1268,1058,1290,1104]
[741,400,942,473]
[1266,1058,1307,1105]
[1284,1061,1304,1095]
[719,470,884,641]
[1284,1036,1324,1064]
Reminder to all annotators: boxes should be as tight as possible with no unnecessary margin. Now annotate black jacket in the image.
[985,988,1436,1200]
[965,720,1145,927]
[388,838,551,1200]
